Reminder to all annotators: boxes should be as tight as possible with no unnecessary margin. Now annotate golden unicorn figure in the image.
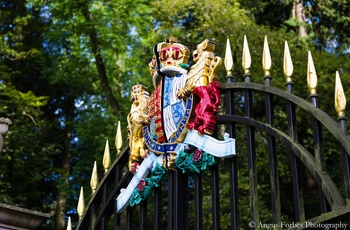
[178,39,222,135]
[177,39,222,98]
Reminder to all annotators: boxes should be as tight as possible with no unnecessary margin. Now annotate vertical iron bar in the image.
[100,216,105,230]
[194,173,203,230]
[173,170,188,230]
[154,186,162,230]
[337,116,350,202]
[290,153,304,221]
[286,83,305,222]
[100,183,108,230]
[244,73,258,227]
[140,200,147,230]
[168,172,174,229]
[126,206,133,230]
[229,156,238,229]
[114,164,123,228]
[114,201,118,230]
[211,163,220,230]
[225,85,238,230]
[90,204,95,229]
[310,95,328,213]
[264,77,280,224]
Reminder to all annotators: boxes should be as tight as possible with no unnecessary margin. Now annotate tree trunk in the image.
[54,96,75,230]
[55,191,67,230]
[293,0,307,38]
[82,7,123,118]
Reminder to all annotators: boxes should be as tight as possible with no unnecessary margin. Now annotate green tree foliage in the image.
[240,0,350,52]
[0,0,54,219]
[0,0,157,228]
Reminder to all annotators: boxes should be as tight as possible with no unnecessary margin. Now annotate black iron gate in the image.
[76,39,350,230]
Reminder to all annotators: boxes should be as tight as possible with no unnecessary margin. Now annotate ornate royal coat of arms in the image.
[117,37,236,212]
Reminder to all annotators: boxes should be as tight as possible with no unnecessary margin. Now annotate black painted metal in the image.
[101,183,107,230]
[310,94,329,213]
[286,82,305,222]
[76,145,129,229]
[194,173,202,230]
[77,80,350,230]
[225,85,238,230]
[140,201,147,230]
[113,200,118,230]
[211,163,220,230]
[218,113,346,208]
[244,74,258,228]
[167,172,173,229]
[154,187,162,230]
[222,82,350,152]
[114,162,122,229]
[264,75,280,224]
[173,170,188,230]
[338,117,350,201]
[89,204,94,229]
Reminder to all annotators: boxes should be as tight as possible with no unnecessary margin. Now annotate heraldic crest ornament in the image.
[116,37,236,212]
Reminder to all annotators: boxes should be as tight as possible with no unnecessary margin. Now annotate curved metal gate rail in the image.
[219,82,350,229]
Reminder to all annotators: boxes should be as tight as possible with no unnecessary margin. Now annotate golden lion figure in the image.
[127,85,150,172]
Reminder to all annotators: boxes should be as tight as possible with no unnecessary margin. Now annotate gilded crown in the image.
[157,36,190,69]
[149,36,191,87]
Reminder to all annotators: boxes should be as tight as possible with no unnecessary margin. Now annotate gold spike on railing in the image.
[77,186,85,220]
[90,161,99,194]
[225,38,233,78]
[307,51,318,95]
[242,35,251,75]
[103,140,111,173]
[66,216,72,230]
[335,71,346,117]
[283,41,293,83]
[262,36,271,77]
[115,121,122,155]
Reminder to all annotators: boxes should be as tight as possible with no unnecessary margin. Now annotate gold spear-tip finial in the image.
[90,161,99,194]
[307,51,318,95]
[66,216,72,230]
[115,121,122,155]
[335,71,346,117]
[242,35,251,74]
[225,38,234,77]
[262,36,272,76]
[103,140,111,173]
[283,41,293,83]
[77,186,85,220]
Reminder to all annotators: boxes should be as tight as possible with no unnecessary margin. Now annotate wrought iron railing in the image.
[74,37,350,230]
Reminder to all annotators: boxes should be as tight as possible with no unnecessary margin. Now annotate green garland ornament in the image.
[130,162,166,207]
[175,145,216,173]
[130,145,216,206]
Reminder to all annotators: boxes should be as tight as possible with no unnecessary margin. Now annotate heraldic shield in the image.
[117,37,236,212]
